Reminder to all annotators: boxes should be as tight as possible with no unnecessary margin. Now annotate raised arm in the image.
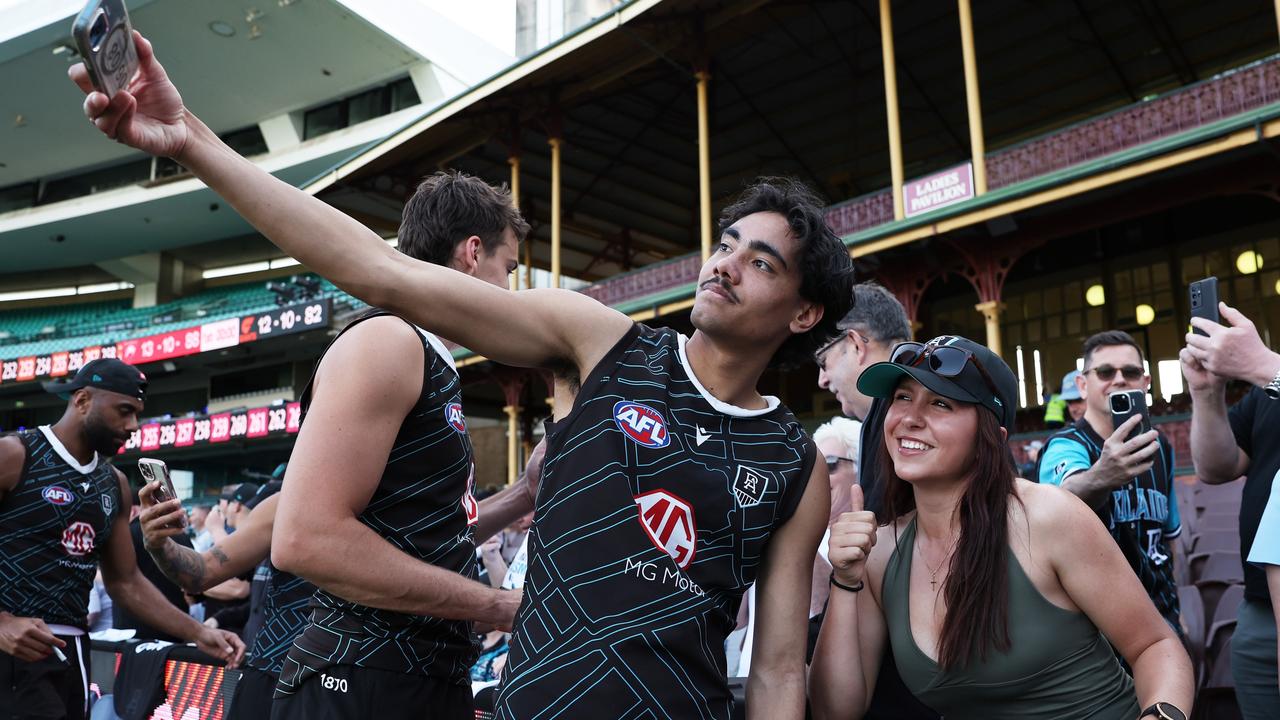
[747,461,830,720]
[1044,485,1194,715]
[71,34,629,379]
[1181,349,1249,484]
[809,485,885,720]
[138,487,277,594]
[270,317,519,628]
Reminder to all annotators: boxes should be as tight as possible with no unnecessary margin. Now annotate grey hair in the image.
[836,282,911,345]
[813,416,862,470]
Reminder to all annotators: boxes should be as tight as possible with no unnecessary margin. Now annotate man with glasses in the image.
[815,283,912,518]
[815,284,937,720]
[1037,330,1181,634]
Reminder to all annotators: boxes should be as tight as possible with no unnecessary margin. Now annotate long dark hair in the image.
[881,406,1018,670]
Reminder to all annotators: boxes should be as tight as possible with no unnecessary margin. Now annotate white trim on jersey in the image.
[46,624,85,636]
[75,635,89,715]
[676,333,780,417]
[417,328,458,374]
[38,426,99,474]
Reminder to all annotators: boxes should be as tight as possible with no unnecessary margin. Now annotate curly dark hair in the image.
[398,170,530,266]
[717,177,855,369]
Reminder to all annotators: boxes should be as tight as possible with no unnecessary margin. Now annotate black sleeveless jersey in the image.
[277,311,480,692]
[495,325,816,720]
[0,427,121,629]
[245,559,314,676]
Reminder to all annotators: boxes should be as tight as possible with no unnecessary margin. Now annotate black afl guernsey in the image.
[276,311,480,694]
[0,427,120,629]
[495,325,816,720]
[244,559,314,676]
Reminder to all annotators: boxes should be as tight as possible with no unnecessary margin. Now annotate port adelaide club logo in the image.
[733,466,770,507]
[613,401,671,449]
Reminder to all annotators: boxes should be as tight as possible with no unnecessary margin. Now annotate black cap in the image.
[221,482,261,505]
[42,358,147,402]
[857,335,1018,432]
[244,480,282,511]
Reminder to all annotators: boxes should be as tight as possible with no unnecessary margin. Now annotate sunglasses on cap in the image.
[1083,364,1144,382]
[890,340,1001,399]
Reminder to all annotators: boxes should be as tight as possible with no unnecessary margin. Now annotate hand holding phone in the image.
[72,0,140,99]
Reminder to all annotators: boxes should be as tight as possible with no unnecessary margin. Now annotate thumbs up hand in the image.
[827,484,878,587]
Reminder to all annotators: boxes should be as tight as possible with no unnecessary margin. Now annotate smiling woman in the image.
[808,334,1195,720]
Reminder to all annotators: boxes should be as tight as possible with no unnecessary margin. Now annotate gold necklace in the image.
[917,533,959,592]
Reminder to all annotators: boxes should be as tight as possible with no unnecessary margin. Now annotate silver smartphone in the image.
[137,457,179,507]
[71,0,139,99]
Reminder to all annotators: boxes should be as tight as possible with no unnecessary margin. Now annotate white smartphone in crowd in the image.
[137,458,184,527]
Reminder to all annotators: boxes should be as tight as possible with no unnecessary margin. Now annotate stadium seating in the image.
[1176,479,1247,718]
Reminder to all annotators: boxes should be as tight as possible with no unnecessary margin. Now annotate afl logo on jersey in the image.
[62,521,96,557]
[634,489,696,568]
[613,401,671,449]
[43,486,75,506]
[445,402,466,433]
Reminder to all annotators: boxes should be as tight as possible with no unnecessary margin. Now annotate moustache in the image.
[699,278,738,303]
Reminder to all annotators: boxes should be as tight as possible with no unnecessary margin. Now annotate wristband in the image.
[829,571,864,593]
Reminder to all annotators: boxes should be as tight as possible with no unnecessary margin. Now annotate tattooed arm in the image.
[138,484,278,593]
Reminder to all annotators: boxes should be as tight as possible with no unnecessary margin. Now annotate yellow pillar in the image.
[957,0,987,195]
[879,0,905,220]
[975,300,1003,357]
[695,70,712,261]
[504,405,521,486]
[508,154,521,291]
[549,136,562,289]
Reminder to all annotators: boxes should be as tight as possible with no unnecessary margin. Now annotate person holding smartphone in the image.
[1035,331,1182,636]
[1182,300,1280,719]
[0,359,244,720]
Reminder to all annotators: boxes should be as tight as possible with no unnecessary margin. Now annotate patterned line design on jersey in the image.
[276,314,480,696]
[495,326,814,720]
[245,561,315,676]
[0,429,119,628]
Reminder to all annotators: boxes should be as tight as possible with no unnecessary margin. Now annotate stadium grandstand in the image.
[1,0,1277,717]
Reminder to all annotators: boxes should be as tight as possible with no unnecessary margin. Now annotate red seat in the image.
[1178,585,1205,689]
[1190,530,1239,555]
[1190,551,1243,585]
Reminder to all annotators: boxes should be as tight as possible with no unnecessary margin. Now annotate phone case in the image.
[71,0,138,98]
[1109,390,1151,442]
[1189,276,1219,337]
[138,458,176,503]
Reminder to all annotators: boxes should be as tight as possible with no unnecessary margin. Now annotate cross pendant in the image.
[930,579,937,591]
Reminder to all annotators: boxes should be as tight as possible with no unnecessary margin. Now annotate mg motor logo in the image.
[445,402,466,433]
[634,489,696,568]
[461,463,479,526]
[42,486,74,506]
[62,521,95,557]
[613,401,671,449]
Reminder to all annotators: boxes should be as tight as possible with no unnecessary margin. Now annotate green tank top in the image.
[882,518,1139,719]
